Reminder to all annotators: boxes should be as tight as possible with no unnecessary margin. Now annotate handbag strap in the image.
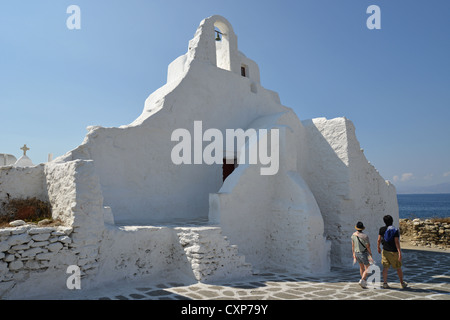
[355,234,367,251]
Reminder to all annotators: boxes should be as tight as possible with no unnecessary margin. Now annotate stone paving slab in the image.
[41,248,450,301]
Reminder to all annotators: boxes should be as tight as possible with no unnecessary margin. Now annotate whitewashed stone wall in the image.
[0,224,73,295]
[176,226,252,282]
[0,160,106,298]
[0,154,17,166]
[94,225,191,286]
[0,165,48,212]
[1,224,254,298]
[209,118,330,274]
[0,159,254,298]
[302,117,398,266]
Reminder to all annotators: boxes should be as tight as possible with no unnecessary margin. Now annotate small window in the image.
[241,66,246,77]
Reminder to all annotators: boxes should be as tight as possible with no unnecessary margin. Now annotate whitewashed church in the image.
[0,16,398,298]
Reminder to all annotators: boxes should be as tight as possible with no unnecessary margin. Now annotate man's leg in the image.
[383,267,388,283]
[396,268,408,288]
[396,268,404,283]
[381,250,390,288]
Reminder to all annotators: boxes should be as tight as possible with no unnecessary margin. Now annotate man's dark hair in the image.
[383,215,393,226]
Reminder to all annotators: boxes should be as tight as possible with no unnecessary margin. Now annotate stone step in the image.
[175,226,252,282]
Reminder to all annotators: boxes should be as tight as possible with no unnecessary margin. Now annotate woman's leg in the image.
[361,264,370,280]
[359,263,364,278]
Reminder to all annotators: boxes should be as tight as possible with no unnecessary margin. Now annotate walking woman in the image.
[351,221,373,288]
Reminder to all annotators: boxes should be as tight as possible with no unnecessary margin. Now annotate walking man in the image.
[377,215,408,289]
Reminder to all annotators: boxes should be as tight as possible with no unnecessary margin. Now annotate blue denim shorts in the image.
[355,251,370,265]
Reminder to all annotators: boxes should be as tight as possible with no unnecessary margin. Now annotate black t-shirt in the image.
[379,226,400,252]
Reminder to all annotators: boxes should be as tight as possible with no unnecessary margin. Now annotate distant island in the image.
[396,182,450,194]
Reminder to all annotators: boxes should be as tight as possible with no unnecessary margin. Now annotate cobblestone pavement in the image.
[59,248,450,300]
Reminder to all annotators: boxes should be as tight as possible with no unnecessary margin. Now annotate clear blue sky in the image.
[1,0,449,190]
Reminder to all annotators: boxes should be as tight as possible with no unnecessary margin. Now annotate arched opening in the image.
[214,22,231,71]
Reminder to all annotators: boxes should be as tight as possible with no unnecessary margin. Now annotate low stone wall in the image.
[1,221,255,298]
[0,160,105,298]
[0,223,76,294]
[176,226,252,282]
[400,218,450,249]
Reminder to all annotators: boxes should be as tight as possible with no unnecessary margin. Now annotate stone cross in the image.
[20,144,30,156]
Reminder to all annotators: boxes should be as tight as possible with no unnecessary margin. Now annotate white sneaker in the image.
[359,279,367,288]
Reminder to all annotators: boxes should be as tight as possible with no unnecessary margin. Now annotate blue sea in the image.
[397,193,450,219]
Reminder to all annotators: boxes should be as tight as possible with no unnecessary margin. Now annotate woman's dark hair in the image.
[383,215,393,226]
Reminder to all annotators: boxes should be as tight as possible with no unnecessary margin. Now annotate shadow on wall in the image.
[301,118,357,267]
[301,118,398,267]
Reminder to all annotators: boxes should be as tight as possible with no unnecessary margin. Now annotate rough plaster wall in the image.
[302,117,398,266]
[212,162,330,274]
[94,225,253,288]
[267,115,330,274]
[0,225,78,299]
[176,226,252,282]
[44,160,104,292]
[270,170,331,274]
[56,60,287,225]
[44,161,77,225]
[211,115,330,274]
[95,226,193,285]
[45,160,105,231]
[345,120,399,263]
[2,160,106,298]
[210,163,273,270]
[0,154,17,166]
[301,118,353,266]
[0,165,47,214]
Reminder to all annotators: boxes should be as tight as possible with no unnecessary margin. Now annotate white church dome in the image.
[14,155,34,167]
[13,144,35,167]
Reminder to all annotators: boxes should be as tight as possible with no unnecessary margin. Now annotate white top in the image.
[352,232,370,253]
